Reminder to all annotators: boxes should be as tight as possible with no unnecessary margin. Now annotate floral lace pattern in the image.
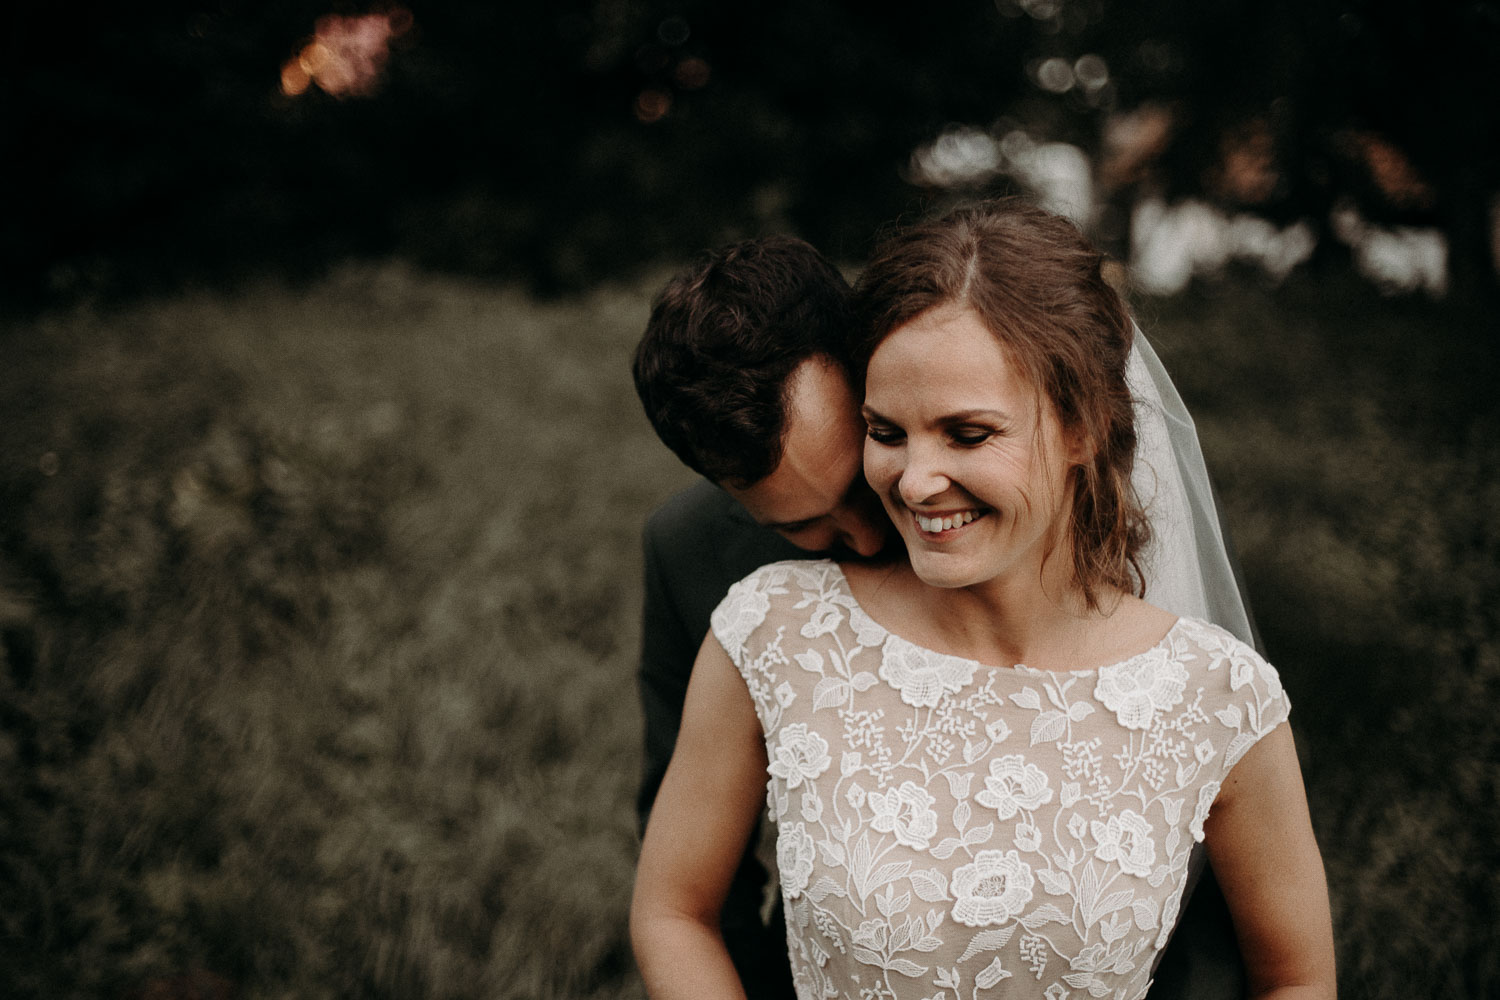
[710,561,1291,1000]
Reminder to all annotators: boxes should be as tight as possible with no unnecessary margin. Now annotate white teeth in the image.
[917,511,978,533]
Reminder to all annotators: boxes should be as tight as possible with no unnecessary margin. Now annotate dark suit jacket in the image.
[637,479,1249,999]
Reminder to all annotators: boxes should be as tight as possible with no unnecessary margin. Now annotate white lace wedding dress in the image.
[711,560,1290,1000]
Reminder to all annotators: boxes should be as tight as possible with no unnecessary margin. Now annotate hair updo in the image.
[850,198,1149,609]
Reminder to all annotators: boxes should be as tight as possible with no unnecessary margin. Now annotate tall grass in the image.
[0,265,690,999]
[0,265,1494,998]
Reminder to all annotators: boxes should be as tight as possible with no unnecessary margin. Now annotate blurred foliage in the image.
[1142,273,1500,997]
[7,0,1498,305]
[0,267,1496,997]
[1089,0,1500,290]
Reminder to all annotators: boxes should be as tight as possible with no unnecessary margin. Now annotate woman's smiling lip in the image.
[911,508,989,535]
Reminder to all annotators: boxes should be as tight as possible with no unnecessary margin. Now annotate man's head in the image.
[633,236,888,556]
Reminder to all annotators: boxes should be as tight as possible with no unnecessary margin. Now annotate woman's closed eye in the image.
[948,426,995,446]
[866,423,998,446]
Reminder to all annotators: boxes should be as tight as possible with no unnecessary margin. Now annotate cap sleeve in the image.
[1175,619,1291,756]
[1214,643,1292,772]
[709,562,796,668]
[1178,618,1293,842]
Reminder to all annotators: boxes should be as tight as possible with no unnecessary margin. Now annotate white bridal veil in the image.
[1126,328,1254,647]
[1127,327,1255,972]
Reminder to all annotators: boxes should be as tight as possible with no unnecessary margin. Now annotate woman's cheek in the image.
[862,440,896,492]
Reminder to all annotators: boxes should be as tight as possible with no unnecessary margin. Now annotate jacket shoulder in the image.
[644,479,743,547]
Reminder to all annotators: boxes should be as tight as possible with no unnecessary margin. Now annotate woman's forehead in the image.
[867,307,1035,403]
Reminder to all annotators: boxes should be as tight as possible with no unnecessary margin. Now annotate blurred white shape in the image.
[1130,198,1316,294]
[1019,0,1061,19]
[909,126,1092,225]
[1002,132,1094,226]
[998,129,1035,163]
[1328,201,1364,244]
[1036,57,1075,93]
[1361,230,1447,296]
[1073,54,1109,92]
[910,127,1003,187]
[1226,215,1317,282]
[1131,200,1225,294]
[1331,202,1447,296]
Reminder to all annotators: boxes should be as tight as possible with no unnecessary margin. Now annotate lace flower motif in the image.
[867,780,940,850]
[768,724,832,789]
[710,576,772,660]
[801,601,843,639]
[951,849,1035,926]
[778,822,817,899]
[1094,645,1189,730]
[878,635,978,708]
[976,754,1054,819]
[1090,809,1156,876]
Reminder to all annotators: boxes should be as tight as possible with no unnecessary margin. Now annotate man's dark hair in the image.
[632,236,853,486]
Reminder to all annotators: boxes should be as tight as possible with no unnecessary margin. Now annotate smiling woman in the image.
[849,200,1146,622]
[631,200,1336,1000]
[861,301,1080,595]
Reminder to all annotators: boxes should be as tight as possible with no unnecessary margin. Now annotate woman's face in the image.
[861,303,1077,592]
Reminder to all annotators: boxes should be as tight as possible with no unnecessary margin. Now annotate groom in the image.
[631,236,1248,1000]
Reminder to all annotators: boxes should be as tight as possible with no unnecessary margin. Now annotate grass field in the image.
[1,263,1495,999]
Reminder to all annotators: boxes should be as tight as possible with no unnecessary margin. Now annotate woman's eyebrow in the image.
[862,404,1012,423]
[938,409,1010,423]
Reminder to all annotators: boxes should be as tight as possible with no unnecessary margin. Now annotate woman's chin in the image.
[905,551,988,591]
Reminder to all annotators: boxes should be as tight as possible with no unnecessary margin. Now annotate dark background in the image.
[8,0,1499,303]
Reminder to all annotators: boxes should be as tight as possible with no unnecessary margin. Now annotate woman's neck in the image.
[842,558,1164,673]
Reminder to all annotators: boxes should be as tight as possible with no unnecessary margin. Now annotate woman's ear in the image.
[1063,423,1092,468]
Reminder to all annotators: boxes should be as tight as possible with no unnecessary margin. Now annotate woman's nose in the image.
[898,441,950,505]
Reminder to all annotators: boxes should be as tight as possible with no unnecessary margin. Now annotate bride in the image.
[632,200,1335,1000]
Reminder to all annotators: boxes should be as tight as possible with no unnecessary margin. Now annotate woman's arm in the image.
[1203,724,1337,999]
[631,633,771,1000]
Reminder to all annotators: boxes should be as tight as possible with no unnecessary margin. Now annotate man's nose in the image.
[833,508,887,558]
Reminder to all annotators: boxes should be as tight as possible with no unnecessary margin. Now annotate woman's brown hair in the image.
[851,198,1148,609]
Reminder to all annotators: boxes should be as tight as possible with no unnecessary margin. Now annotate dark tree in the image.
[5,0,1496,301]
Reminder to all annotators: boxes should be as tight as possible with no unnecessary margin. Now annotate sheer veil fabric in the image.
[1127,327,1254,980]
[1126,327,1253,646]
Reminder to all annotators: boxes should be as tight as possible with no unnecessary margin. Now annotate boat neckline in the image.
[823,559,1185,677]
